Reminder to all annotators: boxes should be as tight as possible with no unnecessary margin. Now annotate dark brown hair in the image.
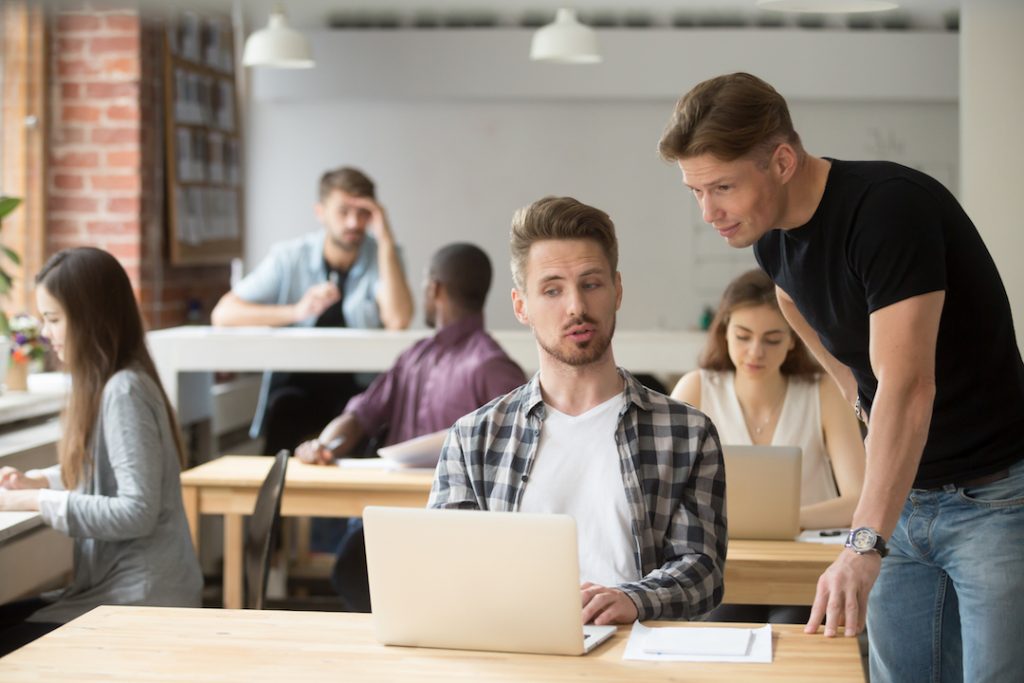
[509,196,618,291]
[36,247,186,489]
[318,166,375,202]
[658,72,802,164]
[699,269,819,377]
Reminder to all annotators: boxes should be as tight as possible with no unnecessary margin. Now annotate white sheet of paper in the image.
[335,458,435,474]
[798,528,849,545]
[376,429,448,468]
[624,623,772,663]
[336,457,392,469]
[643,626,752,656]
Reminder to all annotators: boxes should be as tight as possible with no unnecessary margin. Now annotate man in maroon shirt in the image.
[295,242,526,610]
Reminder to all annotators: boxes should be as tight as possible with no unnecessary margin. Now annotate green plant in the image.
[0,196,23,335]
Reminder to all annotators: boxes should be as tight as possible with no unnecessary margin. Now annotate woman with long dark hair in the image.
[673,269,865,529]
[0,248,202,654]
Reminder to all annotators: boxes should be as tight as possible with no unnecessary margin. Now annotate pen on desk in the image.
[819,530,845,537]
[324,436,346,455]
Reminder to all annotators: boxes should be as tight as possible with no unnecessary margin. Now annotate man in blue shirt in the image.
[212,167,414,455]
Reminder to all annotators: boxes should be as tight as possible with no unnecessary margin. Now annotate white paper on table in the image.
[376,430,448,468]
[336,457,393,470]
[335,457,434,474]
[623,622,772,663]
[644,626,752,656]
[798,528,850,545]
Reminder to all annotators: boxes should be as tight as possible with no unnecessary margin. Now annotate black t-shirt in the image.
[315,260,347,329]
[755,159,1024,488]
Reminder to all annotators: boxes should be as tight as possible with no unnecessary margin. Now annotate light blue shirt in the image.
[233,229,390,437]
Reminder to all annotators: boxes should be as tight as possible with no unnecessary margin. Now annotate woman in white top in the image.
[672,269,865,531]
[0,248,202,656]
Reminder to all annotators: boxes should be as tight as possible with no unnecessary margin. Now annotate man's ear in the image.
[511,287,529,326]
[614,271,623,311]
[772,143,799,183]
[314,202,326,223]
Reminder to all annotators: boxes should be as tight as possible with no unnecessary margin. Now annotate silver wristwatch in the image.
[845,526,889,558]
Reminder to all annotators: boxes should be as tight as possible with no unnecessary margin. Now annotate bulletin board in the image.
[163,11,243,265]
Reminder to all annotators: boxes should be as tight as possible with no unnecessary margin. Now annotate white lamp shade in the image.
[530,8,601,64]
[756,0,899,12]
[242,10,315,69]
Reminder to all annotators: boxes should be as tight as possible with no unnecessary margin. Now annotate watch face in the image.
[852,528,876,551]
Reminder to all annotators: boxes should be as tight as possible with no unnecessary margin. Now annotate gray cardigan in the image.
[31,367,203,623]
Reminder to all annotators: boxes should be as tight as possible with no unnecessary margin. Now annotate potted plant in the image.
[0,195,23,392]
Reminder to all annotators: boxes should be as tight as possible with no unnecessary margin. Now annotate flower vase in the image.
[6,360,28,391]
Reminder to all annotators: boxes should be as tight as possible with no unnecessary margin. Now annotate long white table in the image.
[148,326,705,415]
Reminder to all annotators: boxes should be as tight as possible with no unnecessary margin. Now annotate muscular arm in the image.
[776,286,858,406]
[807,290,943,637]
[854,291,942,538]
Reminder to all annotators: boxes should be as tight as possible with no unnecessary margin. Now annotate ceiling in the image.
[165,0,964,32]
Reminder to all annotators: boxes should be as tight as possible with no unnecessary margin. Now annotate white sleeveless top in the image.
[699,369,838,506]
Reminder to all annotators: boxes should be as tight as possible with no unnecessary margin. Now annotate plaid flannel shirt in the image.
[428,368,727,620]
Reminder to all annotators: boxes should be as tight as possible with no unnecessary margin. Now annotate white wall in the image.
[244,29,958,332]
[961,0,1024,354]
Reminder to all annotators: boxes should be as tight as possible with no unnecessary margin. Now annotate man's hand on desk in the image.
[805,549,881,638]
[580,583,639,626]
[0,467,47,490]
[292,282,342,323]
[295,439,336,465]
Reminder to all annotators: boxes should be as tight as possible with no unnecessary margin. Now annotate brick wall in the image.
[48,3,229,328]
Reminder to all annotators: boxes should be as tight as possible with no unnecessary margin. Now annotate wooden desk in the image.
[0,606,865,682]
[181,456,842,609]
[181,455,433,608]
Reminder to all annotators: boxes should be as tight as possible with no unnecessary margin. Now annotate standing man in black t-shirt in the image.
[658,72,1024,682]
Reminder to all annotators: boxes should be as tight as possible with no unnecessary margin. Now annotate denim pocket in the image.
[957,462,1024,507]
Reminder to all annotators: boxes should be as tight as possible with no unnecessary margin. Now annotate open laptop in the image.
[722,445,802,540]
[363,507,617,656]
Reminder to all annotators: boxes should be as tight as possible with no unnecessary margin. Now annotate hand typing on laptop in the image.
[581,583,638,625]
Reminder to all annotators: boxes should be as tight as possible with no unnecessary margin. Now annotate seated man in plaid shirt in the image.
[428,196,727,625]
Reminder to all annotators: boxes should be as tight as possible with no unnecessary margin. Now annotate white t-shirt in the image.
[519,394,639,587]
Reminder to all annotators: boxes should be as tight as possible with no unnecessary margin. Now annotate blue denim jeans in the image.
[868,458,1024,683]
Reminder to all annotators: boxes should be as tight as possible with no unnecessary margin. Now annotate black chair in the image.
[244,449,289,610]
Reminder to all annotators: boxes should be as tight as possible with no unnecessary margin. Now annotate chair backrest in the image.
[244,449,289,609]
